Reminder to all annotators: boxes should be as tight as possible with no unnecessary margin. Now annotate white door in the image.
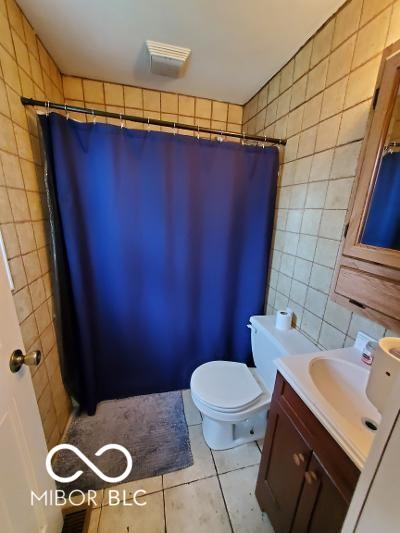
[0,238,63,532]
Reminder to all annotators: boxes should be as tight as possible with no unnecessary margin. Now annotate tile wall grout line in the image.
[245,0,395,116]
[162,487,167,533]
[247,47,386,130]
[210,450,235,533]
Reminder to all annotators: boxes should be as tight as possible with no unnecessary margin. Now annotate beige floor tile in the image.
[212,442,261,474]
[87,507,101,533]
[163,425,215,489]
[98,491,164,533]
[165,477,231,533]
[220,465,274,533]
[103,475,162,505]
[182,389,202,426]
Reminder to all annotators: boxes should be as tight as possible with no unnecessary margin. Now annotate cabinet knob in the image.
[304,471,318,485]
[292,452,305,466]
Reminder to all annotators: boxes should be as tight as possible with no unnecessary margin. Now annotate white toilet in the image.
[190,314,317,450]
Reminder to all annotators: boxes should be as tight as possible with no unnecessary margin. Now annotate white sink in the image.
[309,357,378,430]
[275,347,381,470]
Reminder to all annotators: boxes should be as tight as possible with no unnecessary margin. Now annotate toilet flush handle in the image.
[247,323,257,333]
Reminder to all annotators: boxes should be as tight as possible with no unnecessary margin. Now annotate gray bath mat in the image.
[53,391,193,494]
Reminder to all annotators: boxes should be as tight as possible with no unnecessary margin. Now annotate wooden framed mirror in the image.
[332,40,400,332]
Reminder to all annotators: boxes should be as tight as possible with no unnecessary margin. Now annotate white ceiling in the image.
[18,0,346,104]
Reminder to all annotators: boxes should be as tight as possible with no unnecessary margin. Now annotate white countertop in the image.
[275,346,381,470]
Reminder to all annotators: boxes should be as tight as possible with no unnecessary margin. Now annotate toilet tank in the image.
[249,315,317,394]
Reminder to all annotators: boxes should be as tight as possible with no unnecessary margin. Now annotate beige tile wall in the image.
[243,0,400,349]
[0,0,71,448]
[0,0,243,452]
[61,75,243,138]
[1,0,243,450]
[8,0,397,447]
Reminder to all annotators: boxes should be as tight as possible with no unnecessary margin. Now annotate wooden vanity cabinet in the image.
[256,373,360,533]
[291,453,349,533]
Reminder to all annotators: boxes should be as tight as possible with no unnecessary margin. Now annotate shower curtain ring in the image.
[147,117,150,132]
[197,125,200,140]
[92,109,96,124]
[262,135,266,149]
[45,100,49,116]
[64,104,69,120]
[120,113,125,129]
[173,122,177,135]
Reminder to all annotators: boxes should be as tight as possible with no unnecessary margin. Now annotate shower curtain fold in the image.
[39,113,278,414]
[361,151,400,250]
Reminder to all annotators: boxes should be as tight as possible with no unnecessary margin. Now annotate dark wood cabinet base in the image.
[256,372,360,533]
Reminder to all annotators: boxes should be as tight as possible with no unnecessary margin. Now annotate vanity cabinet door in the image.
[291,454,348,533]
[256,373,360,533]
[255,401,311,533]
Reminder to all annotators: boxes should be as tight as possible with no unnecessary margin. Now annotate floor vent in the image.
[62,507,91,533]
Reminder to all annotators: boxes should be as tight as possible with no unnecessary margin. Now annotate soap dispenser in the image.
[366,337,400,413]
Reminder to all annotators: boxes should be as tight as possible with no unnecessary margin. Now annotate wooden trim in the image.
[331,40,400,331]
[331,291,400,332]
[340,255,400,282]
[343,40,400,267]
[335,267,400,320]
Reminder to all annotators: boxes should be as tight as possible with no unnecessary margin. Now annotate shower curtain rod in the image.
[21,96,287,146]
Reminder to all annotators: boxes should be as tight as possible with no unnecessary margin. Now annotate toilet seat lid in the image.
[190,361,263,411]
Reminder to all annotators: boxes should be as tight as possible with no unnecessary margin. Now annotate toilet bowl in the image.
[190,315,317,450]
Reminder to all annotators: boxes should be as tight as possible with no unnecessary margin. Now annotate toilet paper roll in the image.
[275,308,293,331]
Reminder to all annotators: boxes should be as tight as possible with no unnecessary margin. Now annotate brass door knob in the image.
[9,349,41,373]
[293,453,305,466]
[304,471,318,485]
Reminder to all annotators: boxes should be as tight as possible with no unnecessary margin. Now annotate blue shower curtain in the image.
[361,151,400,250]
[40,113,278,414]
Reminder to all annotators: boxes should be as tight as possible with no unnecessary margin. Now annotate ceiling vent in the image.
[146,40,191,78]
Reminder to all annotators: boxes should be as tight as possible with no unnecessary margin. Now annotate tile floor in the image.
[82,390,274,532]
